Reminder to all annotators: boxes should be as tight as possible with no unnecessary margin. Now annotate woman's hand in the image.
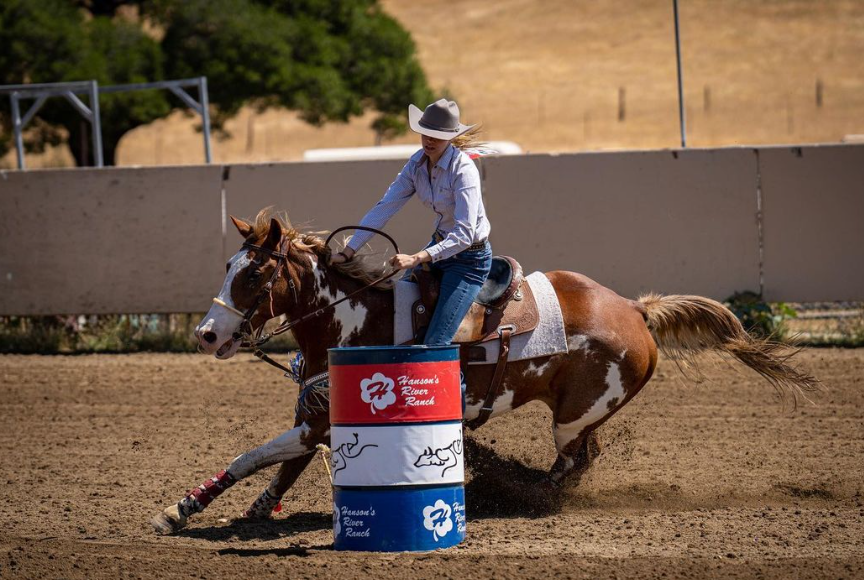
[390,251,431,270]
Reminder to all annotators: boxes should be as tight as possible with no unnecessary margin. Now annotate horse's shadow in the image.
[464,436,563,519]
[177,511,332,545]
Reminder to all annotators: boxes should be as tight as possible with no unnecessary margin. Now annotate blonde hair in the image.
[451,124,485,150]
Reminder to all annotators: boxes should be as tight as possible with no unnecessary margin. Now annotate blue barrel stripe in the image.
[333,485,466,552]
[328,345,459,366]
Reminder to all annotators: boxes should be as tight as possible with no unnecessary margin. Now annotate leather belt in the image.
[433,231,488,252]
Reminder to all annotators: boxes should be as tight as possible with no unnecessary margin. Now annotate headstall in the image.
[211,226,401,376]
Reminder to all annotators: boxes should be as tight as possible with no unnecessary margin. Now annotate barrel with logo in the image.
[328,345,466,552]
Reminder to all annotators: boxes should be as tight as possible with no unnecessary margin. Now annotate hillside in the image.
[4,0,863,168]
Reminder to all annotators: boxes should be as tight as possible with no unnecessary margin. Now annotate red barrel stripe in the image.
[330,360,461,424]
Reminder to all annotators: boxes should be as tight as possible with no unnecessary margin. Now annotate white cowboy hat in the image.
[408,99,475,140]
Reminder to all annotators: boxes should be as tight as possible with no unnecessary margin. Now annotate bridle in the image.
[210,226,400,374]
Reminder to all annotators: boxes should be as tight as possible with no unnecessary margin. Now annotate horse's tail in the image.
[638,293,820,403]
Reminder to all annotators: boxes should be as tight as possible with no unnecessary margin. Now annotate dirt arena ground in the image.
[1,348,862,579]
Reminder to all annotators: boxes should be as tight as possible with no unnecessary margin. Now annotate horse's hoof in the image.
[241,509,273,521]
[151,504,187,534]
[544,475,563,490]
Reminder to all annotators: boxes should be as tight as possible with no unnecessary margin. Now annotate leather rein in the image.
[221,226,400,374]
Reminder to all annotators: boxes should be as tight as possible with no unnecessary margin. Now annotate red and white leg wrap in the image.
[177,469,237,519]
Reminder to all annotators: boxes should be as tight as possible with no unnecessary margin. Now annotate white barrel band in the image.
[331,423,464,486]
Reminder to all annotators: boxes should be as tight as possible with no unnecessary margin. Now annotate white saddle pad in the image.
[393,271,568,365]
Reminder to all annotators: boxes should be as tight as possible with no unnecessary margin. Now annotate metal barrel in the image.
[328,345,466,551]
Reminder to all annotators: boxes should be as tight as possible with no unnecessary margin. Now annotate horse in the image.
[151,209,819,534]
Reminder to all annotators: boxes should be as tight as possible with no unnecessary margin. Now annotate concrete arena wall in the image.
[759,146,864,302]
[480,149,761,300]
[0,144,861,315]
[0,166,224,315]
[221,160,433,263]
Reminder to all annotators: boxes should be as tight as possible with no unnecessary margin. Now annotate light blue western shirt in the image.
[347,144,491,262]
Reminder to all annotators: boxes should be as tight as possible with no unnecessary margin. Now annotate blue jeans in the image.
[420,241,493,346]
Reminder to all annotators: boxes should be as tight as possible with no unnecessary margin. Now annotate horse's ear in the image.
[264,218,283,249]
[230,215,253,238]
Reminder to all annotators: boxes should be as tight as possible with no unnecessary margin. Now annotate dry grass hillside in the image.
[5,0,864,168]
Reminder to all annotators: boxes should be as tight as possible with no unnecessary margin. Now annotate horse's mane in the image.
[251,208,392,288]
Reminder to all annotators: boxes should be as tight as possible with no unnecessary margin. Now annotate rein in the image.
[222,226,400,374]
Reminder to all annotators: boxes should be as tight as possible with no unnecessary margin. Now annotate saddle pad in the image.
[467,271,568,365]
[393,272,568,364]
[394,279,422,345]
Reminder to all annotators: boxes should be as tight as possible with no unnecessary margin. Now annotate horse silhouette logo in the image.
[331,433,379,475]
[359,372,396,414]
[422,499,453,542]
[413,439,463,476]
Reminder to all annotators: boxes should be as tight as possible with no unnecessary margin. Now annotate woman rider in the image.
[330,98,492,346]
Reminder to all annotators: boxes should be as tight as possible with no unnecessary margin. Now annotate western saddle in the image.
[409,256,539,429]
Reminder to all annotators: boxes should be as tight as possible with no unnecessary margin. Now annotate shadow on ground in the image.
[178,511,331,543]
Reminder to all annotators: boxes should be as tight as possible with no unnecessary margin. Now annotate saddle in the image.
[410,256,537,343]
[409,256,539,430]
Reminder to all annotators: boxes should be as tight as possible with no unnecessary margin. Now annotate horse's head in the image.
[195,213,293,359]
[195,208,392,358]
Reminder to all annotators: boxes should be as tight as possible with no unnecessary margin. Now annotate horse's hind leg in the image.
[548,347,646,486]
[549,433,591,485]
[550,428,607,484]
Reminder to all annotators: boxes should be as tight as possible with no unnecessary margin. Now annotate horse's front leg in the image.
[150,420,325,534]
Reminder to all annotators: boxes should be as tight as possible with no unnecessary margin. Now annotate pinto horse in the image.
[151,210,818,534]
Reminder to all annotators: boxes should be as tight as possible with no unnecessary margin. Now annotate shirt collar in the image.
[436,143,456,169]
[419,143,456,170]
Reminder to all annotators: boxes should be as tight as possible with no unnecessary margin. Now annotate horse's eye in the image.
[248,270,262,283]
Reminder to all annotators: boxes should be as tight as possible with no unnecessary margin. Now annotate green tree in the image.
[1,0,169,165]
[0,0,434,166]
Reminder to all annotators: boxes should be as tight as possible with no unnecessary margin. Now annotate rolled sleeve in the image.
[347,161,416,252]
[425,161,481,262]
